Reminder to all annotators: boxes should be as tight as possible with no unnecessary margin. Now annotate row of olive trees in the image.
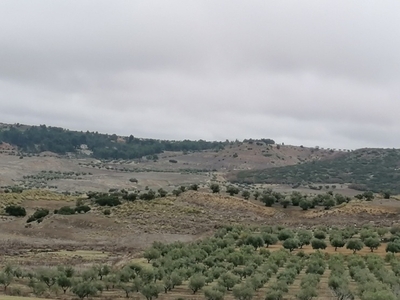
[3,224,400,299]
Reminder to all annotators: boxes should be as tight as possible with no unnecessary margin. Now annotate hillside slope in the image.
[232,148,400,193]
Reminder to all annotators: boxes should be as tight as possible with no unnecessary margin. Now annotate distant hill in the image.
[0,123,276,161]
[0,123,229,159]
[232,148,400,193]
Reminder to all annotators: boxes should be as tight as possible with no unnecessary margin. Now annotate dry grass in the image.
[0,189,76,208]
[110,191,281,235]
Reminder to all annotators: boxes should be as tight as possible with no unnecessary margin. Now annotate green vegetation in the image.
[234,148,400,193]
[1,225,400,299]
[27,208,49,223]
[4,205,26,217]
[0,124,226,159]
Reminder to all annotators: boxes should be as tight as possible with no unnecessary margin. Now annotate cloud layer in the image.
[1,1,400,149]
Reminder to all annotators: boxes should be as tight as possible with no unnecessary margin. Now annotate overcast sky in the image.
[1,1,400,149]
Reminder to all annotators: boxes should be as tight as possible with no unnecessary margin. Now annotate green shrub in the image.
[75,205,91,213]
[95,197,121,206]
[5,205,26,217]
[27,209,49,223]
[57,206,75,215]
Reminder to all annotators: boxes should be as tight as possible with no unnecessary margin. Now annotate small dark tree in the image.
[362,191,374,201]
[280,197,291,208]
[323,197,336,210]
[299,199,311,210]
[226,186,240,196]
[189,184,199,191]
[210,184,220,194]
[261,194,276,207]
[172,189,182,197]
[157,188,167,198]
[242,190,251,200]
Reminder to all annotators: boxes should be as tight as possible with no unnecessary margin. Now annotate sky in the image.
[1,1,400,149]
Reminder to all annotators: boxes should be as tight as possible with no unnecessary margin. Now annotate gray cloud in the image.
[1,1,400,150]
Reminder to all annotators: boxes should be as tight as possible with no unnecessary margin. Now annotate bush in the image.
[27,209,49,223]
[75,205,91,213]
[210,184,220,193]
[95,197,121,207]
[33,208,49,219]
[261,194,276,207]
[226,186,240,196]
[189,184,199,191]
[57,206,75,215]
[299,199,310,210]
[5,205,26,217]
[123,193,137,201]
[27,216,36,223]
[103,209,111,216]
[139,190,156,200]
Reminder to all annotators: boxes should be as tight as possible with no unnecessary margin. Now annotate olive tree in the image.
[218,272,240,291]
[71,281,98,299]
[189,274,206,294]
[233,283,254,300]
[330,238,346,251]
[346,239,364,254]
[283,238,299,252]
[364,237,381,252]
[262,233,278,248]
[0,272,12,291]
[297,230,312,249]
[140,283,162,300]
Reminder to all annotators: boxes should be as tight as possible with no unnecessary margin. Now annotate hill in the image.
[232,147,400,193]
[0,123,228,159]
